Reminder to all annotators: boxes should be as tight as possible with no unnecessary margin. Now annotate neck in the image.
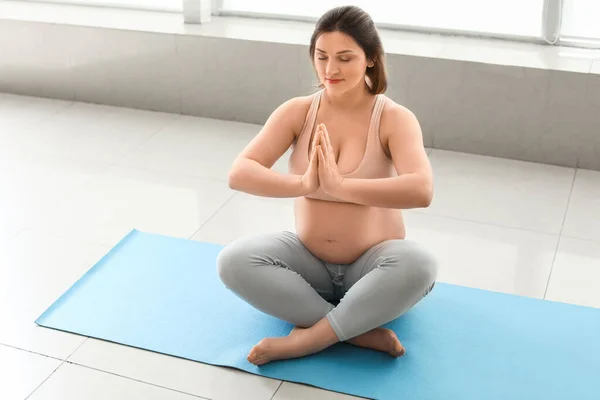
[322,82,372,111]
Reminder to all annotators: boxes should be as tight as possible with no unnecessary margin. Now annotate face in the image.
[313,31,372,93]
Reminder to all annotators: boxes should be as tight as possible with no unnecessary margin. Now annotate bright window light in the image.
[561,0,600,40]
[28,0,182,12]
[220,0,544,39]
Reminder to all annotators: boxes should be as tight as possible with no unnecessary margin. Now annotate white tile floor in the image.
[1,91,599,400]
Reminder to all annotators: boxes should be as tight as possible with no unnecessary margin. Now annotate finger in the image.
[311,144,319,167]
[319,124,333,155]
[317,145,325,167]
[317,132,325,159]
[308,147,315,168]
[323,125,334,155]
[313,127,321,145]
[310,131,320,156]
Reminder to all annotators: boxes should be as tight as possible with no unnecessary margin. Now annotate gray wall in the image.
[1,18,599,170]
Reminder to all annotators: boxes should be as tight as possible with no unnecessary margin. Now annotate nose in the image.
[326,60,340,76]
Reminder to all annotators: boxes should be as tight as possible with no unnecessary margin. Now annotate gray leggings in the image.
[216,231,438,341]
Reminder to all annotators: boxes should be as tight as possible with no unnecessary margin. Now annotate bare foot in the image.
[247,336,306,366]
[346,328,405,357]
[248,322,338,366]
[291,325,404,357]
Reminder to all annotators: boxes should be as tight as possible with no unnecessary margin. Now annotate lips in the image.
[326,78,343,84]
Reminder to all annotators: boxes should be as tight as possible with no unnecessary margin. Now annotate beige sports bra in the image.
[288,90,397,202]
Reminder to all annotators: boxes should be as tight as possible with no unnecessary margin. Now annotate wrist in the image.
[297,175,311,196]
[329,177,347,198]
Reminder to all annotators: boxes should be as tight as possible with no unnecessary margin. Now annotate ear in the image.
[367,58,376,68]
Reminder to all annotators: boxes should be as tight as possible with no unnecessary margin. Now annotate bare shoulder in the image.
[379,96,421,140]
[235,92,317,169]
[377,96,424,163]
[274,93,316,137]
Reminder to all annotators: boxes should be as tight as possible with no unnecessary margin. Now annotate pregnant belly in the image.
[293,197,406,264]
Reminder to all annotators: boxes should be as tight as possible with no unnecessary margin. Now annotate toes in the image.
[247,353,264,366]
[397,344,406,357]
[248,356,263,366]
[247,347,260,363]
[247,343,270,366]
[392,341,406,357]
[383,330,405,357]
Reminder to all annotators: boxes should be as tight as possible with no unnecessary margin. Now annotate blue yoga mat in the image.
[36,229,600,399]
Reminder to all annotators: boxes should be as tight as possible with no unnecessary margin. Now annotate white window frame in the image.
[16,0,600,48]
[209,0,599,49]
[24,0,183,12]
[183,0,212,23]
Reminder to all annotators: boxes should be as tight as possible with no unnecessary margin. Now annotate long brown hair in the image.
[309,5,387,94]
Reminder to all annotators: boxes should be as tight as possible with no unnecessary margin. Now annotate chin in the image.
[325,83,344,91]
[325,81,361,94]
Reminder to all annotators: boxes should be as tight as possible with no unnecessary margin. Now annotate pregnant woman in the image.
[217,5,438,366]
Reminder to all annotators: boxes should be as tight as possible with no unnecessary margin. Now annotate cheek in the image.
[313,61,325,75]
[346,62,366,78]
[316,64,326,75]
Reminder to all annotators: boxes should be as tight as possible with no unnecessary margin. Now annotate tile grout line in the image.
[60,361,212,400]
[9,339,211,400]
[108,162,232,186]
[559,233,600,244]
[269,381,284,400]
[24,359,68,400]
[0,98,77,241]
[13,115,223,243]
[5,339,90,400]
[2,341,283,400]
[11,155,118,242]
[542,168,578,300]
[108,113,183,169]
[410,209,562,237]
[65,337,90,361]
[5,228,26,243]
[0,343,64,362]
[187,191,239,240]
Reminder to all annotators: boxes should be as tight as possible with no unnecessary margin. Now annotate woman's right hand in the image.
[300,132,320,194]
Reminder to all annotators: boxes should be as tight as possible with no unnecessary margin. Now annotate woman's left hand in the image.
[316,123,344,195]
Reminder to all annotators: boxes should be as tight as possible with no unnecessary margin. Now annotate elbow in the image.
[227,161,245,191]
[228,157,257,191]
[416,178,433,208]
[228,168,242,191]
[420,189,433,208]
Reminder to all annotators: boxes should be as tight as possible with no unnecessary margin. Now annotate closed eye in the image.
[317,57,351,62]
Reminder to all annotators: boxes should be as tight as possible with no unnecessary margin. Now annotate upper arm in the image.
[381,102,433,190]
[233,97,311,169]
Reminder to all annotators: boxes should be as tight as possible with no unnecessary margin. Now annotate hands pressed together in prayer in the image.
[300,123,344,196]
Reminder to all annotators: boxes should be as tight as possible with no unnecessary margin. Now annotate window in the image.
[16,0,600,48]
[220,0,544,39]
[561,0,600,41]
[27,0,182,12]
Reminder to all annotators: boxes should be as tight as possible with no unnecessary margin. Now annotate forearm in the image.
[228,158,307,198]
[333,174,432,209]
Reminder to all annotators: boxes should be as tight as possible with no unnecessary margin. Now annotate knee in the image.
[216,240,248,288]
[409,245,438,289]
[386,242,439,289]
[414,246,439,286]
[216,234,276,288]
